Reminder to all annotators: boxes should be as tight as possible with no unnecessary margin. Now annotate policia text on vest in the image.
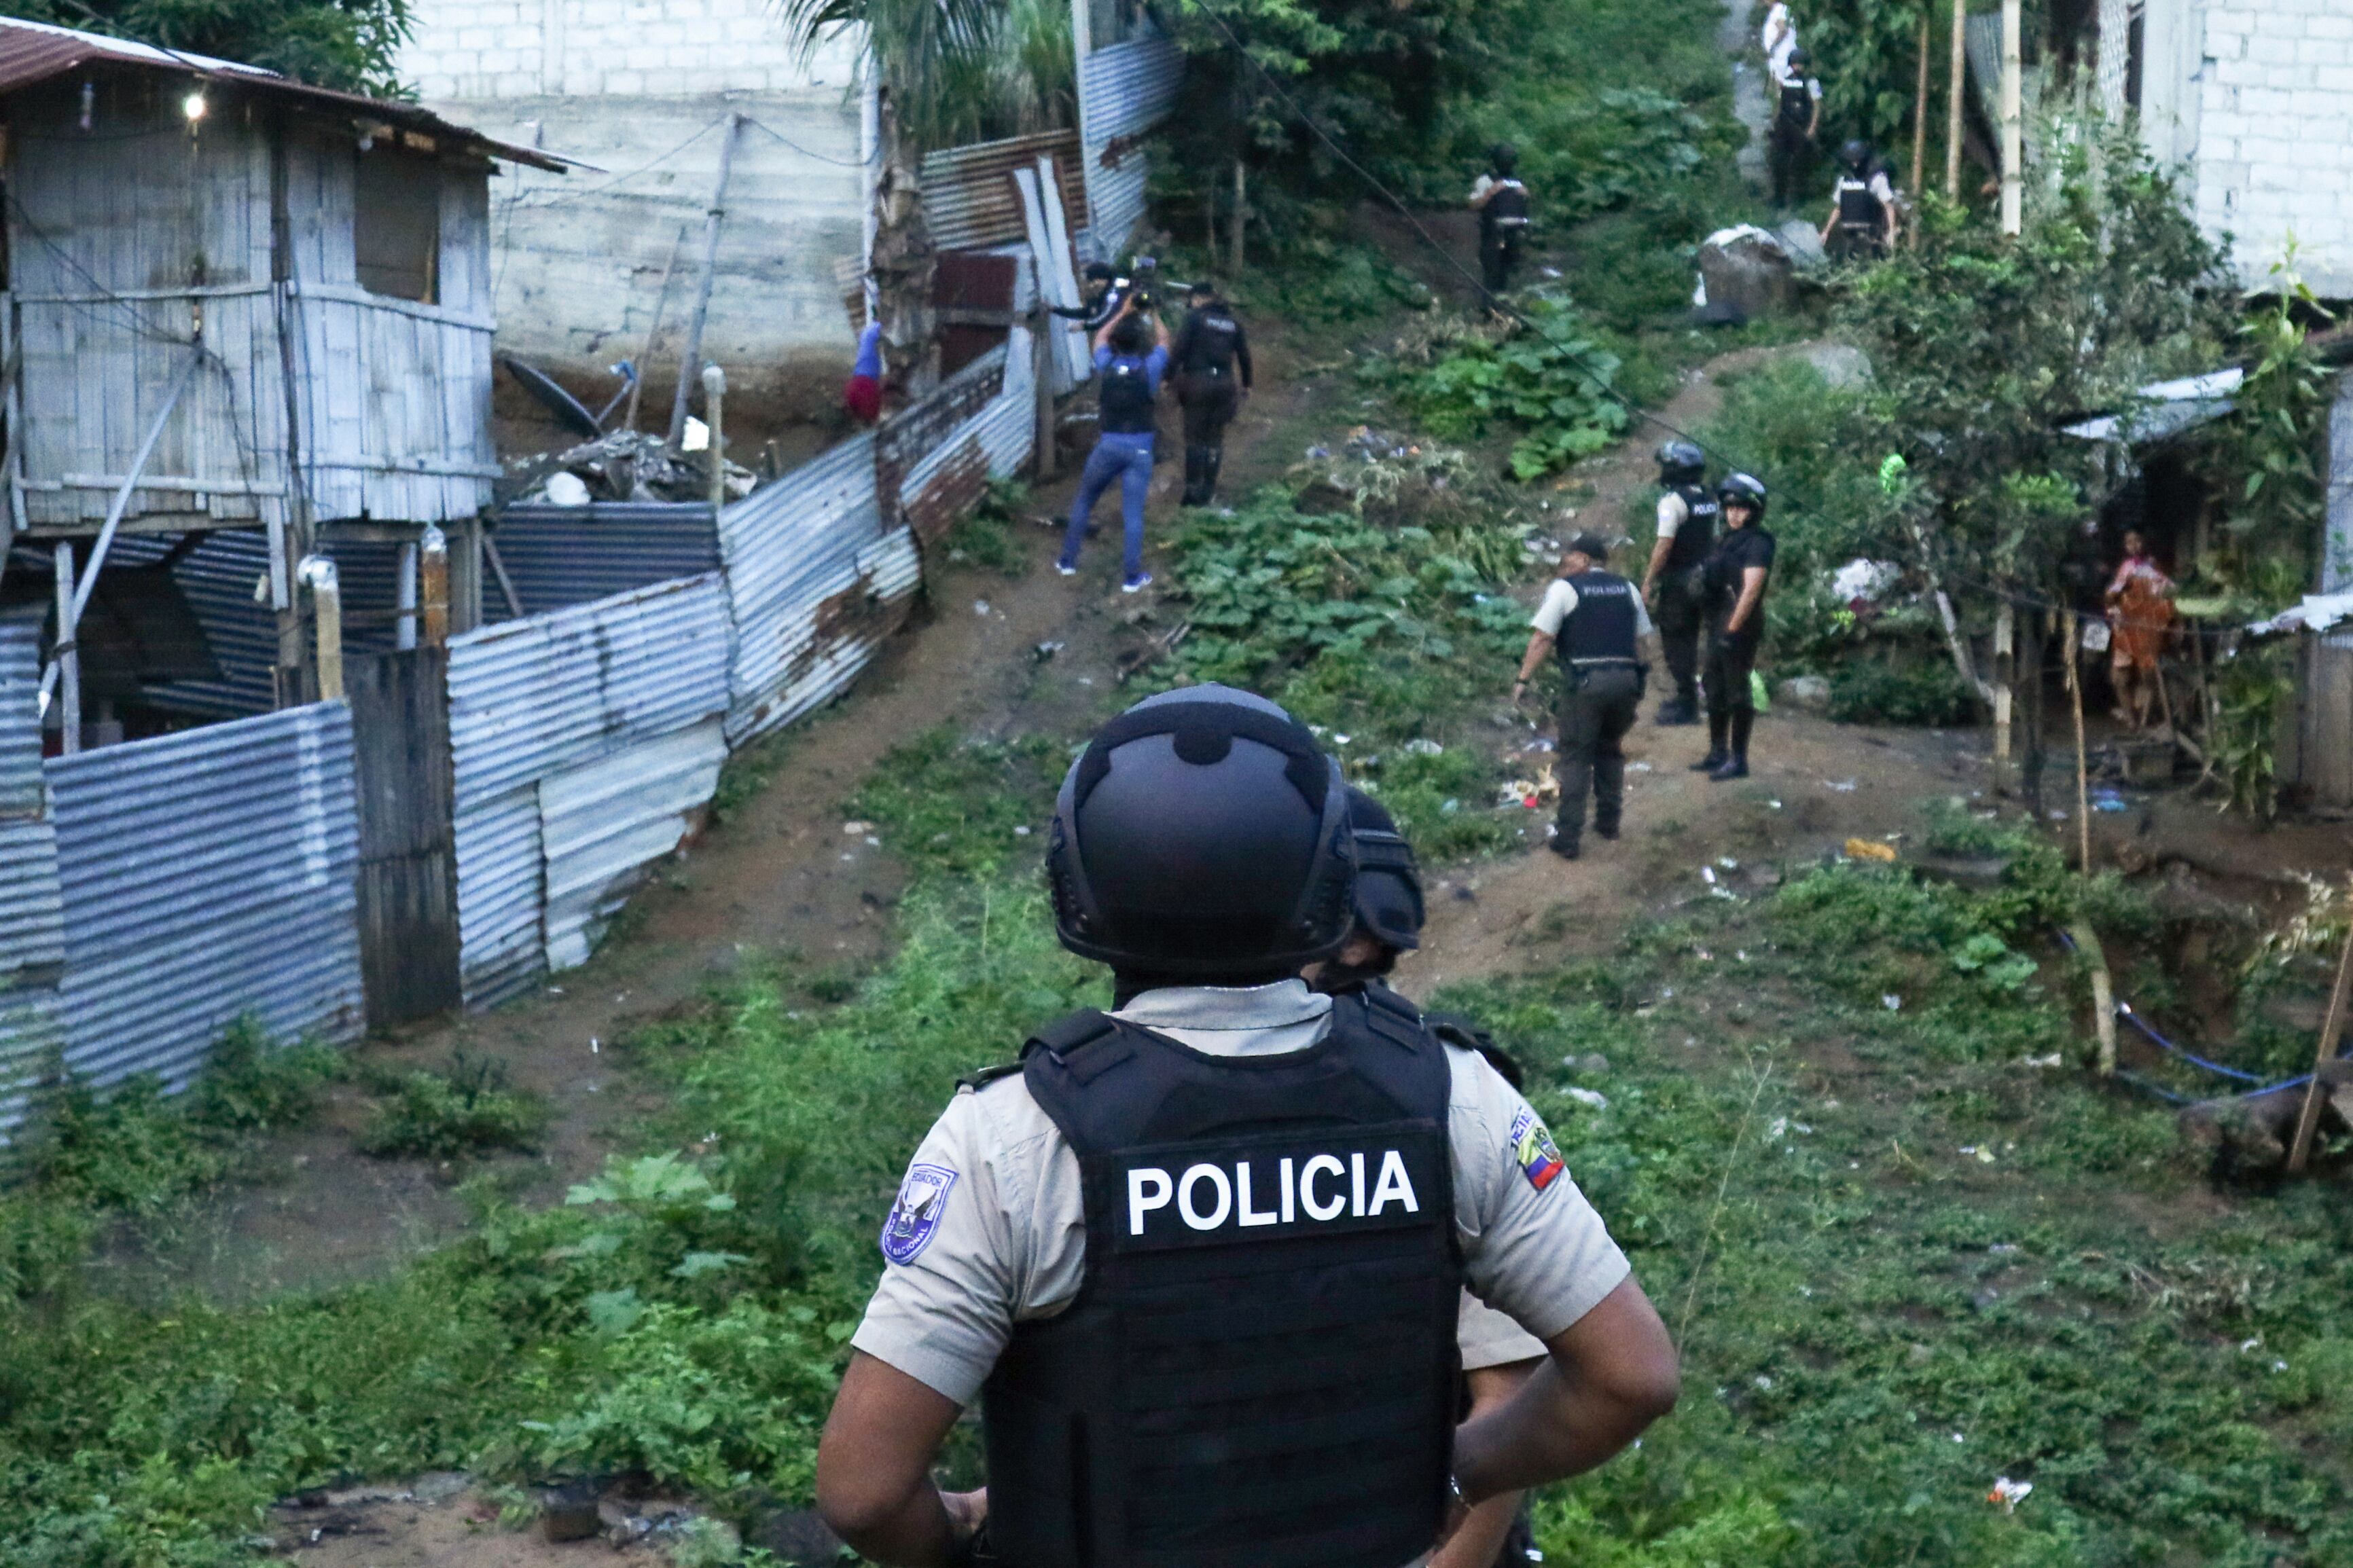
[1119,1129,1437,1243]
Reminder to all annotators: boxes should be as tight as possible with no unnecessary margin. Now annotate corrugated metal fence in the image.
[48,702,365,1092]
[447,573,732,1007]
[0,606,64,1136]
[1075,29,1185,256]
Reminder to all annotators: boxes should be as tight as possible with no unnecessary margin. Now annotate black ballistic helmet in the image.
[1840,138,1871,171]
[1490,142,1518,176]
[1345,788,1424,953]
[1786,45,1811,68]
[1049,686,1356,974]
[1718,471,1769,517]
[1656,439,1705,481]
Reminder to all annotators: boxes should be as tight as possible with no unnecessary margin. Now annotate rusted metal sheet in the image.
[876,346,1009,513]
[445,573,730,1007]
[936,251,1020,379]
[753,526,924,740]
[718,433,884,743]
[920,129,1087,251]
[47,701,364,1090]
[903,436,993,547]
[0,17,572,170]
[1076,29,1184,251]
[540,716,726,970]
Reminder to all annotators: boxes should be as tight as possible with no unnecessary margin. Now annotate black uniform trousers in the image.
[1655,573,1706,710]
[1768,126,1812,206]
[1554,664,1644,847]
[1481,230,1523,295]
[1176,370,1240,504]
[1704,619,1764,759]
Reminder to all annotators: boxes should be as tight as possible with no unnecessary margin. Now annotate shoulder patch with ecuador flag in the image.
[1509,1108,1566,1192]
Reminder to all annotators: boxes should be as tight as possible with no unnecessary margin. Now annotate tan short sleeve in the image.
[1655,492,1688,540]
[1458,1288,1547,1370]
[1529,579,1579,637]
[1447,1048,1632,1343]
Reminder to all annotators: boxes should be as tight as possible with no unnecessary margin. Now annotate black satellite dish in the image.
[501,355,602,438]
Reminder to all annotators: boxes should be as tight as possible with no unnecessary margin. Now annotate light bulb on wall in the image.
[183,90,207,122]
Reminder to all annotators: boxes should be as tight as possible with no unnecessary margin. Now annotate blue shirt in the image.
[853,320,884,378]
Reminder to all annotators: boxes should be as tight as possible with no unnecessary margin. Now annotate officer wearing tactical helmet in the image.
[1470,143,1532,297]
[1821,139,1898,259]
[1306,788,1549,1568]
[1513,533,1657,860]
[1693,473,1776,781]
[1638,441,1718,726]
[816,686,1679,1568]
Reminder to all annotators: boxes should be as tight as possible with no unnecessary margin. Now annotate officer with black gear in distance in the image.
[1638,440,1717,726]
[1693,473,1777,782]
[1170,278,1253,508]
[1767,47,1822,207]
[1514,533,1659,861]
[1469,143,1532,297]
[1822,139,1899,259]
[816,685,1681,1568]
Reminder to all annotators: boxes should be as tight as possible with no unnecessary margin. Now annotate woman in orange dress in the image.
[2104,530,2175,729]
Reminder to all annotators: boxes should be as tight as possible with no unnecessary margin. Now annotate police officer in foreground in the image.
[1638,441,1718,726]
[1469,143,1532,298]
[1821,140,1899,259]
[1306,788,1549,1568]
[816,685,1679,1568]
[1170,279,1253,507]
[1512,534,1657,862]
[1693,473,1776,781]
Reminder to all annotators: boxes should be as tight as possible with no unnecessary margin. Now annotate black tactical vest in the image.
[1835,174,1884,231]
[1483,179,1530,234]
[1100,354,1157,435]
[1776,77,1812,128]
[1182,310,1242,376]
[982,989,1462,1568]
[1553,570,1641,668]
[1664,484,1719,575]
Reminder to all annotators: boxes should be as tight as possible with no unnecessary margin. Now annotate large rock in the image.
[1778,674,1831,711]
[1695,227,1797,324]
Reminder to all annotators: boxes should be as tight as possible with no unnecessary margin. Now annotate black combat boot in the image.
[1710,710,1753,780]
[1199,443,1225,507]
[1654,698,1699,726]
[1691,711,1729,771]
[1180,445,1209,506]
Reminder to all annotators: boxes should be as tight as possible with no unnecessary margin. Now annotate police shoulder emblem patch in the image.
[880,1163,958,1266]
[1509,1108,1566,1192]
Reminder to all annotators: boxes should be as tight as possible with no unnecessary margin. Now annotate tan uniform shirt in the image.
[853,980,1625,1404]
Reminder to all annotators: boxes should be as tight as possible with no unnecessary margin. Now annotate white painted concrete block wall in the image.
[2193,0,2353,297]
[394,0,869,388]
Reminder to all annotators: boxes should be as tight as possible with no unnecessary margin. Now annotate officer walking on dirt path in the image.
[1170,279,1252,508]
[1305,787,1549,1568]
[815,685,1679,1568]
[1768,48,1822,207]
[1638,441,1717,727]
[1693,474,1776,781]
[1513,534,1657,862]
[1470,143,1532,298]
[1822,140,1899,259]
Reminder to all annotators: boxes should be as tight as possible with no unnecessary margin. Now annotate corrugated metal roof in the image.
[0,605,46,816]
[0,16,575,171]
[921,129,1087,252]
[48,700,364,1089]
[718,434,884,742]
[445,572,732,812]
[490,502,723,619]
[454,785,543,1010]
[540,716,726,971]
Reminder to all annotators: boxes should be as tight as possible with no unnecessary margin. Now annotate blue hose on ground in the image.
[2049,928,2320,1101]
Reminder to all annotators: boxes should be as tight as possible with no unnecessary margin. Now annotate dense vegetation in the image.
[7,0,415,94]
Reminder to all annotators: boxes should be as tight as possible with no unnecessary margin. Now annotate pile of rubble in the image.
[506,429,757,507]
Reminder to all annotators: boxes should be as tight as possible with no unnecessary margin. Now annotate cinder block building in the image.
[2108,0,2353,297]
[393,0,872,407]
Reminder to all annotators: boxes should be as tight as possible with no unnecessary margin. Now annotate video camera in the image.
[1119,255,1160,313]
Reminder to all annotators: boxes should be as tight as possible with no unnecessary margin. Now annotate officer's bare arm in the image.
[1511,630,1554,696]
[1431,1360,1541,1568]
[816,1351,983,1568]
[1450,1276,1680,1499]
[1725,565,1768,635]
[1640,534,1674,601]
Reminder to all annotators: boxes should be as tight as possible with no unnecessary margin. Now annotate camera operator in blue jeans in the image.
[1057,295,1170,594]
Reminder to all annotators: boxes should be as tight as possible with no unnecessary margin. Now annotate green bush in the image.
[1826,657,1975,727]
[358,1052,547,1161]
[1364,294,1633,479]
[183,1016,343,1133]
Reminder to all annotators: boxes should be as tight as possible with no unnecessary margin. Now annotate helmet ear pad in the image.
[1050,695,1357,976]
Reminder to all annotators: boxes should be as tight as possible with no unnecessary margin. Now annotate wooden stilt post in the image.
[1910,7,1931,238]
[703,364,728,513]
[1947,0,1966,198]
[1999,0,2024,234]
[1230,156,1246,276]
[52,541,79,754]
[2284,911,2353,1175]
[420,525,450,648]
[668,113,746,448]
[2067,623,2090,874]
